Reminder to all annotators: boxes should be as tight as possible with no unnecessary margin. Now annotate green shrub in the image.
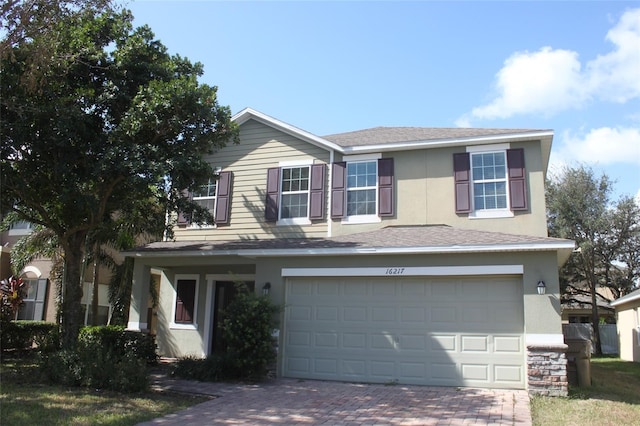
[222,284,280,380]
[174,353,238,381]
[40,326,155,392]
[0,321,57,352]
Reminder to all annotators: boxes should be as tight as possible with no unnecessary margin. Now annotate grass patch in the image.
[0,354,209,426]
[531,357,640,426]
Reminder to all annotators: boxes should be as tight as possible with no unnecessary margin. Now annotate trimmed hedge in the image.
[0,321,58,352]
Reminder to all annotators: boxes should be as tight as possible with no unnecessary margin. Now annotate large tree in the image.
[1,7,238,347]
[546,165,640,354]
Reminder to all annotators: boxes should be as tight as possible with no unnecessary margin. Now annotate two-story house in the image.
[126,108,574,396]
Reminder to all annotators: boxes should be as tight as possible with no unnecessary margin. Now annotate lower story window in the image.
[16,279,47,321]
[175,278,197,324]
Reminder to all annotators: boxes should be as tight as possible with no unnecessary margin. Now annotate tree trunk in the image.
[91,246,100,326]
[61,232,87,348]
[590,282,603,355]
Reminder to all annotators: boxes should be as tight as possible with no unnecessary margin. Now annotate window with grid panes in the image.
[471,151,508,210]
[346,160,377,216]
[280,166,310,219]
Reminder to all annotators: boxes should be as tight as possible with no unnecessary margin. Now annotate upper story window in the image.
[280,166,310,220]
[8,220,34,236]
[177,170,233,227]
[471,151,508,211]
[331,155,394,223]
[346,161,378,216]
[454,145,527,218]
[193,177,218,223]
[265,161,326,224]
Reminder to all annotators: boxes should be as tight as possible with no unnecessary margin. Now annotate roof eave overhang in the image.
[340,130,554,155]
[127,241,576,265]
[610,291,640,307]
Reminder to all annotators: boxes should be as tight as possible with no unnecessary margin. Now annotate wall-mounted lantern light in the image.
[262,282,271,296]
[537,280,546,295]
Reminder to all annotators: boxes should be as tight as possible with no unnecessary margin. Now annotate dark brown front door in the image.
[211,281,255,354]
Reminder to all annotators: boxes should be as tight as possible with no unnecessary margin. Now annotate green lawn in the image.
[531,357,640,426]
[0,354,208,426]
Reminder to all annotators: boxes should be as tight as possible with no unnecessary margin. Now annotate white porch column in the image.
[127,260,151,331]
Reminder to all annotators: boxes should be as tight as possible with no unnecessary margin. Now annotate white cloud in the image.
[470,47,586,120]
[586,8,640,103]
[460,8,640,123]
[557,126,640,166]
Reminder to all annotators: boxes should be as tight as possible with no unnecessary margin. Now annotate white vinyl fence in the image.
[562,323,619,354]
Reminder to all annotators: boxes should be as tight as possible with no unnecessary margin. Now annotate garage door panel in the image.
[495,364,523,383]
[315,306,339,321]
[495,336,522,353]
[461,335,489,352]
[284,276,524,389]
[289,305,312,321]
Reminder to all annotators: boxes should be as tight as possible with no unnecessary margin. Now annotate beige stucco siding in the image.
[331,140,548,238]
[139,249,563,359]
[174,119,331,241]
[616,301,640,362]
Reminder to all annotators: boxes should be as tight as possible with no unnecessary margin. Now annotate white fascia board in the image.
[128,241,576,259]
[610,290,640,307]
[232,107,343,153]
[282,265,524,277]
[341,131,555,155]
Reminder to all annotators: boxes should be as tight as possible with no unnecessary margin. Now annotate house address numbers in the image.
[385,267,406,275]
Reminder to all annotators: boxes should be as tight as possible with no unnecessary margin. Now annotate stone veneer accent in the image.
[527,344,568,397]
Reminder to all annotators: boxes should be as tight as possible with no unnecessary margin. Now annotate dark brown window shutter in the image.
[309,164,326,220]
[378,158,394,216]
[265,167,280,221]
[453,153,472,213]
[507,148,528,211]
[331,162,346,218]
[175,279,196,324]
[214,171,232,224]
[177,190,192,225]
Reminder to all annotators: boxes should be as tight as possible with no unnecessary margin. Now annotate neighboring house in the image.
[0,220,112,325]
[561,292,616,324]
[610,289,640,362]
[126,108,574,396]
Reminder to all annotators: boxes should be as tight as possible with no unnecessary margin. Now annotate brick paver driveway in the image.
[138,376,531,426]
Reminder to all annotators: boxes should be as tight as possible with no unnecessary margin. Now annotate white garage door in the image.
[283,276,524,389]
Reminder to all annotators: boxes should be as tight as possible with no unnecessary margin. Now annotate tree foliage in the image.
[547,165,640,354]
[1,6,238,347]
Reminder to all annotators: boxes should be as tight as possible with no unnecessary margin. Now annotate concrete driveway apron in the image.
[138,376,532,426]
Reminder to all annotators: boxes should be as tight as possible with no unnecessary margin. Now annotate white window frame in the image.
[170,274,199,330]
[8,220,34,236]
[277,159,313,226]
[190,172,219,229]
[467,144,514,219]
[16,279,39,320]
[81,282,112,326]
[342,153,382,224]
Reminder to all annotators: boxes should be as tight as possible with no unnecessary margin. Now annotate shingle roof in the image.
[323,127,551,148]
[128,225,572,255]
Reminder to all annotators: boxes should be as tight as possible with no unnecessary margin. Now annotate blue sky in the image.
[128,1,640,202]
